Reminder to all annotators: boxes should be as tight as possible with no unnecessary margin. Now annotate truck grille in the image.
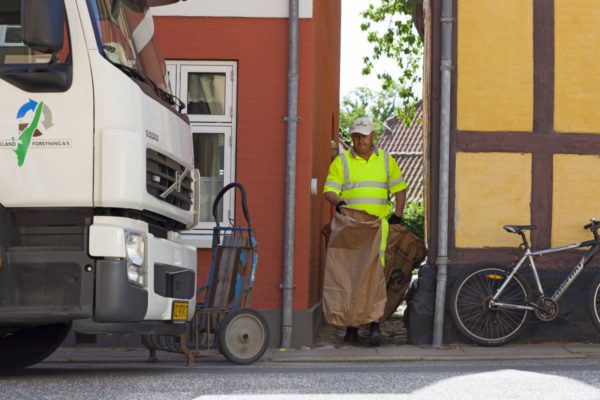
[146,149,193,211]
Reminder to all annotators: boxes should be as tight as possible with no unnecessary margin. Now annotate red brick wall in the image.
[154,16,322,311]
[308,0,341,305]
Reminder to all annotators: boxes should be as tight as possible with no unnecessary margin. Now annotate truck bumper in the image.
[95,259,148,322]
[0,209,197,330]
[89,216,197,322]
[0,208,95,326]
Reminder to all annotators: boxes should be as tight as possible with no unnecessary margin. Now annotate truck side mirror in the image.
[21,0,65,54]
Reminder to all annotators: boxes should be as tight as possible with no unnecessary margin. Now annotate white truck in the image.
[0,0,199,369]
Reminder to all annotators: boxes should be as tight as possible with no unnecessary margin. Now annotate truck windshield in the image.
[88,0,171,94]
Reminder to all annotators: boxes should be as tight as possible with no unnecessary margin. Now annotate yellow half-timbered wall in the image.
[555,0,600,134]
[455,153,531,248]
[454,0,600,250]
[457,0,533,133]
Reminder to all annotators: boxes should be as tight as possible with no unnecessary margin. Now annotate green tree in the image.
[402,201,424,241]
[361,0,423,125]
[339,85,401,146]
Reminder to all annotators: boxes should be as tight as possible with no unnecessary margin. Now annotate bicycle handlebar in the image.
[584,220,600,230]
[584,220,600,241]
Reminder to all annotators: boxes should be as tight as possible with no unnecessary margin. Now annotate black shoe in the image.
[343,327,359,343]
[368,322,384,347]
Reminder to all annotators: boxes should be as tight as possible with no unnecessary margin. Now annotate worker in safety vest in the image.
[323,117,407,346]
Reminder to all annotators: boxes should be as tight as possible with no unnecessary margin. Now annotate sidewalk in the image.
[267,342,600,362]
[45,342,600,365]
[46,312,600,365]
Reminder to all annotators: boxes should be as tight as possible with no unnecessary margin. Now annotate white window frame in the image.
[190,125,234,223]
[180,63,234,123]
[166,60,237,248]
[165,63,177,98]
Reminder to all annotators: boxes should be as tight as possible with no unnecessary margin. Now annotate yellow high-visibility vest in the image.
[324,148,407,218]
[323,148,407,265]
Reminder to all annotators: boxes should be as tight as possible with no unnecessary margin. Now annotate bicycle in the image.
[450,220,600,346]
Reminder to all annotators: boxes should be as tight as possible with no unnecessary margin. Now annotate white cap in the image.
[350,117,375,136]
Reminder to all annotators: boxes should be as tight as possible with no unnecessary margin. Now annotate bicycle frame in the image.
[490,239,600,311]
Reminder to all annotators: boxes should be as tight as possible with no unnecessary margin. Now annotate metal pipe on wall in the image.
[281,0,299,349]
[432,0,453,347]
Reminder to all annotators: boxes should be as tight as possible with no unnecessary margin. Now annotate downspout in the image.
[281,0,299,349]
[432,0,453,347]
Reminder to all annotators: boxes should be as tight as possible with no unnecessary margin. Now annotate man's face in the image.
[351,132,375,157]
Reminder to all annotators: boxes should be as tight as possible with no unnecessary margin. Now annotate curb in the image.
[264,353,591,363]
[45,343,600,365]
[264,343,600,363]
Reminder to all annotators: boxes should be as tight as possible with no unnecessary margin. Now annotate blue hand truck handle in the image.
[212,182,251,226]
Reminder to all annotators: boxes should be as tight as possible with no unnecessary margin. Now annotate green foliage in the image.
[403,201,424,241]
[361,0,423,125]
[339,86,401,146]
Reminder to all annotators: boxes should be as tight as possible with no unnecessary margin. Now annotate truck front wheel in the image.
[0,323,71,370]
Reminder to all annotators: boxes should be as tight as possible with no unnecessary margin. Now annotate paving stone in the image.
[563,343,600,355]
[314,314,408,348]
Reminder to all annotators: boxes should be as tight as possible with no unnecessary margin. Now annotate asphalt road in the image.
[1,359,600,400]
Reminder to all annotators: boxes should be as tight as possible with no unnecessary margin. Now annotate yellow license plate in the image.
[172,301,189,321]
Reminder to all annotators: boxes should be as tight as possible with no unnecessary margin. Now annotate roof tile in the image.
[378,102,423,202]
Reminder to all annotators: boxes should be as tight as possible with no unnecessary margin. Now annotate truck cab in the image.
[0,0,199,369]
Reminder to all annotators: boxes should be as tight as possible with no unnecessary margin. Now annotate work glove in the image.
[335,200,347,214]
[388,214,403,225]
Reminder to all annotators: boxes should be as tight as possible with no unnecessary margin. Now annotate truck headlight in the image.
[125,231,146,287]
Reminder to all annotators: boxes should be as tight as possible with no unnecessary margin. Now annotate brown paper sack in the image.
[381,224,427,321]
[322,207,387,327]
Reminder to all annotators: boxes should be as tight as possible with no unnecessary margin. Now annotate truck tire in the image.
[0,323,71,370]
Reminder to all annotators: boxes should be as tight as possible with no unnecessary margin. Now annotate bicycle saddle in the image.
[503,225,537,233]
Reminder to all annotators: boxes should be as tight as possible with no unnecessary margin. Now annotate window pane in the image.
[187,73,226,115]
[193,132,225,222]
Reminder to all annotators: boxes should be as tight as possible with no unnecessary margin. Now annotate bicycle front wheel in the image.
[450,265,530,346]
[588,273,600,333]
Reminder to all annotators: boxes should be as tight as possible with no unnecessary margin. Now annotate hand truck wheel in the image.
[219,308,269,364]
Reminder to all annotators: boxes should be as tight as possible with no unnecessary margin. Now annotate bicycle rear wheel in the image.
[588,273,600,333]
[450,265,530,346]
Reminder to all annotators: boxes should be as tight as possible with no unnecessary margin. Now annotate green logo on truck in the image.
[0,99,71,167]
[15,99,46,166]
